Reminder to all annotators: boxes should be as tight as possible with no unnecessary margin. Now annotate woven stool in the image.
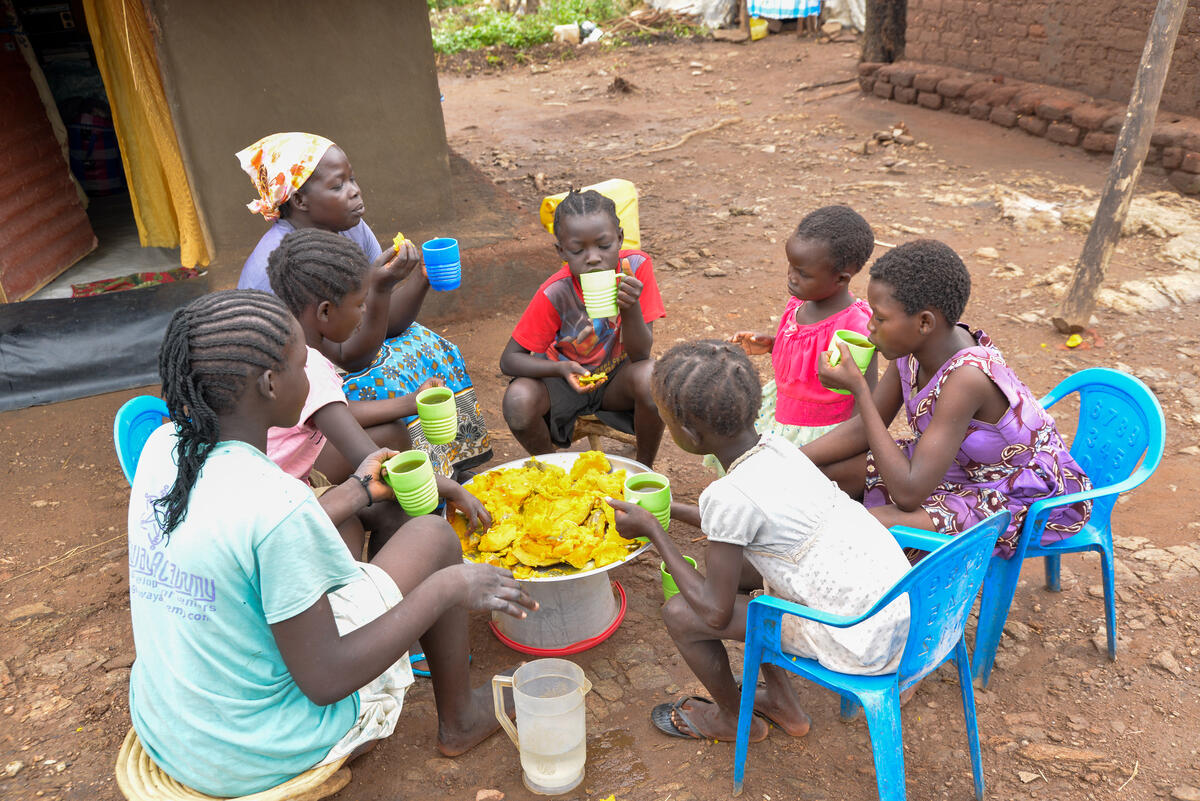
[115,729,351,801]
[571,414,637,451]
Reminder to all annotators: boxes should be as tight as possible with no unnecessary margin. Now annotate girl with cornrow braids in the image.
[127,289,535,798]
[236,133,491,482]
[265,228,489,558]
[607,340,910,744]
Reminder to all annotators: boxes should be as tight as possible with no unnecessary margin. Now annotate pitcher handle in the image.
[492,674,519,749]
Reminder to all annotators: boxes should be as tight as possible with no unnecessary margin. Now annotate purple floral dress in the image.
[863,327,1091,559]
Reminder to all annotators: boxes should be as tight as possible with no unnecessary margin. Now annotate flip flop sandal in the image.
[409,652,471,678]
[650,695,768,743]
[651,695,710,740]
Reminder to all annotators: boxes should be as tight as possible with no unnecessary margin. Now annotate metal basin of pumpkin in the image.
[450,451,655,652]
[450,451,653,583]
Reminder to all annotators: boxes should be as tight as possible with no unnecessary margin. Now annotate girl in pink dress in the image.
[805,239,1091,557]
[716,206,878,472]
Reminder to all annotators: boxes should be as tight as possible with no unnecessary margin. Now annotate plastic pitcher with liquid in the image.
[493,658,592,795]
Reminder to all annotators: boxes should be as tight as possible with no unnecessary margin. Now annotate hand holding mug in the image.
[352,448,401,506]
[606,496,661,542]
[418,376,446,394]
[818,342,868,394]
[616,272,643,311]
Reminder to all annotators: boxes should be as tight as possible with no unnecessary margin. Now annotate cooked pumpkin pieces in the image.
[451,451,639,579]
[577,371,607,385]
[392,231,407,251]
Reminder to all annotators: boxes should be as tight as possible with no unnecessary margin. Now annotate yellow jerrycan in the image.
[539,178,640,251]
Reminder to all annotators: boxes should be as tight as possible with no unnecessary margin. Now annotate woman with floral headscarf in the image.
[236,133,491,481]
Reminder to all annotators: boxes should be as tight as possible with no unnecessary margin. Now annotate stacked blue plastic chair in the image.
[733,511,1011,801]
[113,395,170,486]
[970,367,1165,686]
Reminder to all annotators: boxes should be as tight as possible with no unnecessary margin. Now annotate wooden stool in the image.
[114,729,351,801]
[571,414,636,451]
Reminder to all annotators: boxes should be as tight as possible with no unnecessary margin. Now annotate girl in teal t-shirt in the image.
[127,290,535,796]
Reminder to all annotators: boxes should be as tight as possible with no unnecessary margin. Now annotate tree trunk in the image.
[1052,0,1188,333]
[862,0,906,63]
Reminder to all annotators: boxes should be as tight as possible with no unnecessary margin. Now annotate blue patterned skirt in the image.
[341,323,492,477]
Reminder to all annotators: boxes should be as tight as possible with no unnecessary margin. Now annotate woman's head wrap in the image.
[235,132,335,222]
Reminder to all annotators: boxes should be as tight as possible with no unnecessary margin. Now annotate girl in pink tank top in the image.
[715,206,878,472]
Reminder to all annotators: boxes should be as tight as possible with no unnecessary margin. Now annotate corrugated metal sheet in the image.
[0,32,96,302]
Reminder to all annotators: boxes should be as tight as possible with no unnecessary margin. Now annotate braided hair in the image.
[154,290,295,538]
[267,227,369,316]
[552,188,621,239]
[793,205,875,275]
[869,239,971,323]
[652,340,762,437]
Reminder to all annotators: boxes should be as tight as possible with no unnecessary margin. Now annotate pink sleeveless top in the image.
[772,296,872,427]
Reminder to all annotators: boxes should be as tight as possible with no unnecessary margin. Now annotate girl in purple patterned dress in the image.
[803,240,1091,558]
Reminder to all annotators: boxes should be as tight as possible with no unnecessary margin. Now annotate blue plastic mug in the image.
[422,237,461,291]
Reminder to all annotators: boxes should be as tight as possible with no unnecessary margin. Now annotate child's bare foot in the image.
[436,682,511,757]
[753,686,811,737]
[651,696,768,742]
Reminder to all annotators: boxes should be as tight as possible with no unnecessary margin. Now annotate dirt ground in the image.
[4,34,1200,801]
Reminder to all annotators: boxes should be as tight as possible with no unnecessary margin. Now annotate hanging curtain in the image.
[82,0,210,267]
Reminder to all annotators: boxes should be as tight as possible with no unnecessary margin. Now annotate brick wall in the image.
[906,0,1200,117]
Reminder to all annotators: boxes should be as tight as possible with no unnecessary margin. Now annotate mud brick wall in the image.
[904,0,1200,118]
[858,60,1200,195]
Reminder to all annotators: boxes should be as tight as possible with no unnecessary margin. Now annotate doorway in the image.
[10,0,181,299]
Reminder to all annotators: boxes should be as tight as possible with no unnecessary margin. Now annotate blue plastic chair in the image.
[970,367,1164,687]
[733,511,1011,801]
[113,395,170,486]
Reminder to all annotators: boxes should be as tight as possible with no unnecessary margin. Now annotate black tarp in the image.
[0,278,209,412]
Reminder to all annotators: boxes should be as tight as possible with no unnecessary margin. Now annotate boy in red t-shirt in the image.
[500,190,665,467]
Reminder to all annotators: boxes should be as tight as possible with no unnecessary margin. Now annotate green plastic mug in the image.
[826,329,875,395]
[382,451,439,515]
[625,472,671,530]
[661,556,698,603]
[580,269,619,319]
[416,387,458,444]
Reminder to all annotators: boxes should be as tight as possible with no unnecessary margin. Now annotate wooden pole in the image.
[1052,0,1189,334]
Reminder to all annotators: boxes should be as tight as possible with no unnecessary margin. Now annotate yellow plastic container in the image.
[749,17,768,40]
[540,178,640,251]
